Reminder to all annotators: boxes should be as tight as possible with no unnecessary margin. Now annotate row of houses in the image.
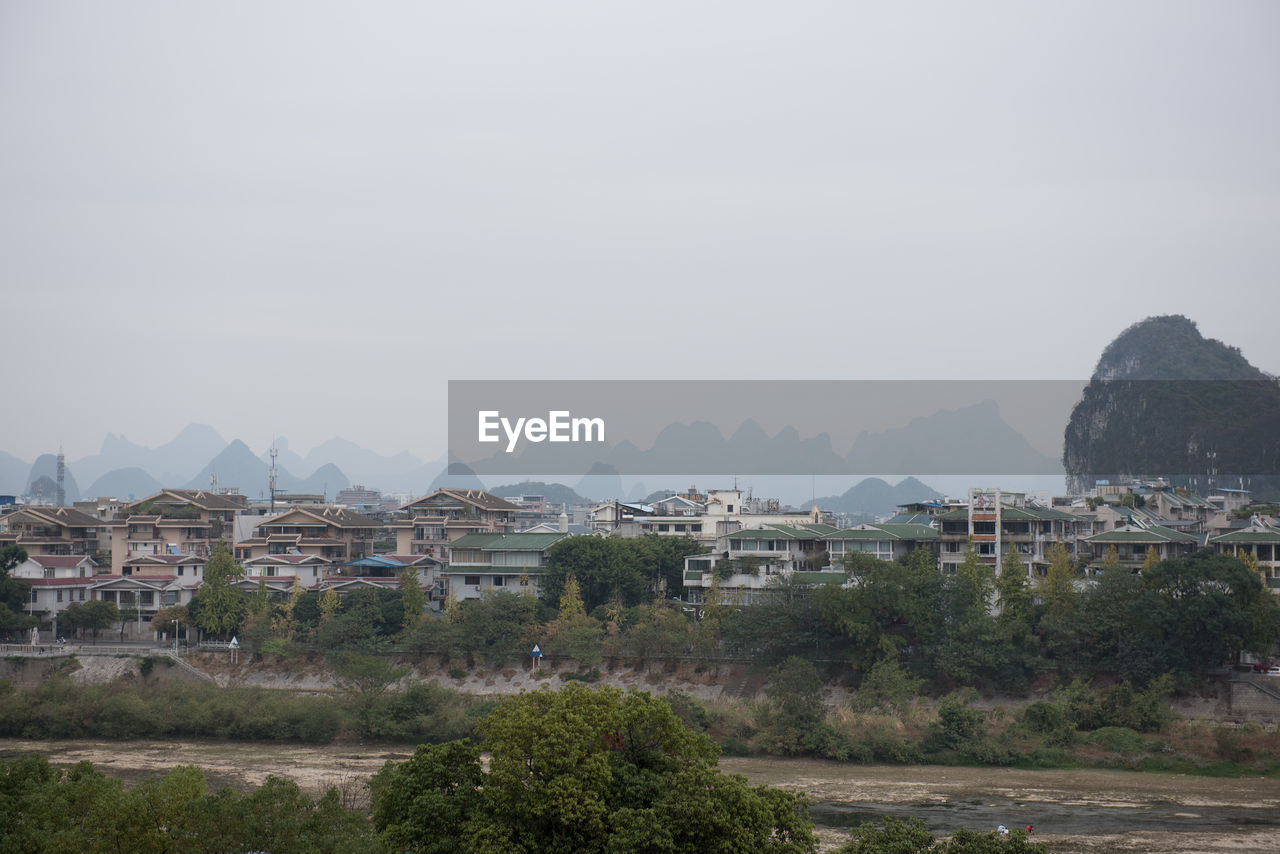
[5,481,1279,634]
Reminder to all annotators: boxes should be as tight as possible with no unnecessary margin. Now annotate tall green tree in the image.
[190,542,247,638]
[399,568,428,632]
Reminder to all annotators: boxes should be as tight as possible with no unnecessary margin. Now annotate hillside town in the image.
[2,474,1276,641]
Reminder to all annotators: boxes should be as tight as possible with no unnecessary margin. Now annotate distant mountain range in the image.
[454,399,1064,478]
[802,476,943,518]
[0,427,459,501]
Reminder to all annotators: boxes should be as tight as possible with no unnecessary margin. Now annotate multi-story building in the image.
[443,531,569,601]
[934,489,1092,577]
[1211,516,1280,592]
[0,506,101,557]
[106,489,244,572]
[1082,523,1204,569]
[682,521,941,605]
[591,488,825,544]
[233,505,380,562]
[391,489,521,560]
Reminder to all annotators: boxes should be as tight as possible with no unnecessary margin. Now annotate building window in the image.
[464,575,480,586]
[79,589,86,601]
[177,567,184,576]
[56,590,63,603]
[492,576,505,586]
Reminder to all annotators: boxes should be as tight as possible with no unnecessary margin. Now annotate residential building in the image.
[0,506,101,557]
[391,489,522,560]
[106,489,244,573]
[234,505,379,562]
[682,521,941,605]
[242,553,334,587]
[934,489,1092,576]
[11,554,99,580]
[119,553,206,582]
[443,531,570,601]
[1083,524,1203,569]
[591,488,824,544]
[1211,516,1280,591]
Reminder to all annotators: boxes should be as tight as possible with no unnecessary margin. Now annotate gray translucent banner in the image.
[447,379,1280,478]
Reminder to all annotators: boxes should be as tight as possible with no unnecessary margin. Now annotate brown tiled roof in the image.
[7,506,102,527]
[121,554,204,566]
[401,489,521,513]
[26,577,97,587]
[245,554,333,565]
[129,489,245,512]
[261,506,380,529]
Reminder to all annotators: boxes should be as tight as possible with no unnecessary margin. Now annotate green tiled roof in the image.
[1211,529,1280,544]
[828,524,938,541]
[935,505,1084,523]
[726,525,817,540]
[448,532,569,550]
[1086,526,1199,544]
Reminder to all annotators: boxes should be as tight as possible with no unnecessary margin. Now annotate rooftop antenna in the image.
[56,446,65,507]
[269,445,278,513]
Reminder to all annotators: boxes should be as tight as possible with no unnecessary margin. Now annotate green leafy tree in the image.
[331,651,410,737]
[191,543,247,638]
[758,656,827,754]
[370,740,485,854]
[852,658,923,713]
[0,545,35,635]
[371,683,817,853]
[61,599,120,643]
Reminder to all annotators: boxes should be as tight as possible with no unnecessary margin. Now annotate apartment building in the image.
[0,506,101,557]
[935,489,1093,576]
[106,489,244,572]
[591,488,824,544]
[442,531,569,602]
[390,489,521,560]
[1211,516,1280,591]
[233,505,379,562]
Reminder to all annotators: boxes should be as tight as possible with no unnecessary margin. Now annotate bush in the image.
[1084,726,1149,755]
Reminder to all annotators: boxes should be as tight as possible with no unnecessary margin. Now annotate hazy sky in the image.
[3,1,1277,463]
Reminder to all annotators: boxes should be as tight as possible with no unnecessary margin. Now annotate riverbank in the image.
[3,739,1277,853]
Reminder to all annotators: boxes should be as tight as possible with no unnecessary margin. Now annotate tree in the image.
[758,656,827,754]
[331,651,409,737]
[852,658,923,713]
[1141,546,1160,575]
[1102,544,1121,574]
[61,599,120,643]
[371,683,818,853]
[191,543,247,638]
[1040,542,1077,616]
[149,604,190,639]
[547,572,605,666]
[996,546,1032,627]
[399,568,427,633]
[319,587,340,623]
[0,545,35,636]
